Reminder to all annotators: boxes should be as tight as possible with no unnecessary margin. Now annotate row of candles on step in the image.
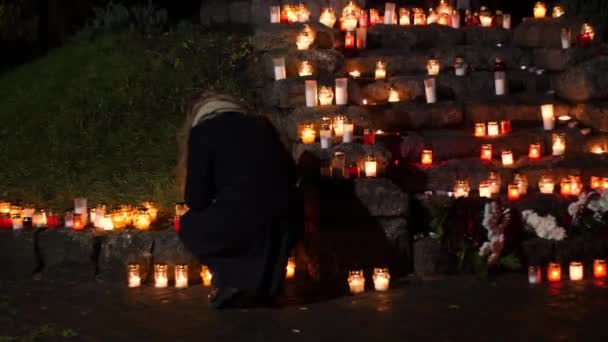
[451,173,607,200]
[129,258,298,288]
[348,269,391,294]
[529,260,607,284]
[271,1,516,30]
[321,153,379,179]
[298,117,378,147]
[0,199,175,231]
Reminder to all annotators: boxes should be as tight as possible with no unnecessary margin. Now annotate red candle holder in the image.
[0,213,11,229]
[548,263,562,282]
[500,120,511,134]
[363,129,375,145]
[529,143,541,160]
[348,163,360,179]
[173,216,180,232]
[47,212,60,229]
[578,33,591,48]
[594,260,607,279]
[421,149,433,165]
[344,31,355,49]
[507,184,520,201]
[72,213,85,231]
[480,144,492,161]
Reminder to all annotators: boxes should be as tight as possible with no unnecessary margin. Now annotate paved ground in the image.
[1,274,608,342]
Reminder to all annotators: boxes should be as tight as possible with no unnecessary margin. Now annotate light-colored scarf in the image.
[192,99,247,128]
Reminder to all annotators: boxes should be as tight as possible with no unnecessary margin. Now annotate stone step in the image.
[513,17,585,49]
[522,237,608,268]
[253,22,335,52]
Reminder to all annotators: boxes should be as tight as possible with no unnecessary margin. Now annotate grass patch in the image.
[0,29,252,211]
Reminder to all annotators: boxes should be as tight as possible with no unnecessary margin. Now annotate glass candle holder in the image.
[561,28,571,49]
[296,25,315,50]
[570,176,583,196]
[101,213,114,231]
[344,31,355,49]
[502,13,512,29]
[319,7,337,28]
[594,260,607,279]
[285,257,296,279]
[487,122,500,137]
[175,265,189,289]
[552,5,565,18]
[384,2,396,25]
[72,213,84,231]
[154,264,169,288]
[539,176,555,194]
[501,150,514,166]
[335,78,348,105]
[388,88,400,103]
[533,2,547,19]
[475,123,486,137]
[127,264,141,288]
[299,122,316,144]
[453,180,470,198]
[507,184,520,201]
[437,13,451,26]
[134,209,151,230]
[454,57,467,76]
[348,163,360,179]
[369,9,380,26]
[427,58,440,76]
[541,104,555,131]
[494,71,506,95]
[269,5,280,23]
[342,14,358,31]
[413,8,426,25]
[488,172,502,195]
[372,268,390,291]
[305,80,318,108]
[427,9,438,25]
[479,181,492,198]
[11,213,23,230]
[528,265,542,284]
[142,202,158,222]
[348,270,365,294]
[514,173,528,195]
[64,211,73,229]
[500,120,511,134]
[399,8,410,26]
[298,60,313,77]
[529,143,541,160]
[560,178,572,196]
[318,86,334,106]
[365,156,377,178]
[552,133,566,156]
[0,213,12,229]
[421,149,433,165]
[375,61,386,80]
[201,265,213,287]
[332,152,346,178]
[363,128,375,145]
[590,176,602,190]
[481,144,492,161]
[320,124,332,149]
[424,78,437,104]
[569,262,584,281]
[479,12,493,27]
[548,263,562,282]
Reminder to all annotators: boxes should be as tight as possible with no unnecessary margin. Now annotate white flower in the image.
[522,210,566,241]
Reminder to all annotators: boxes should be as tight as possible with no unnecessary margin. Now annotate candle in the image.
[348,270,365,294]
[356,27,367,49]
[388,88,400,103]
[175,265,189,289]
[475,123,486,137]
[305,80,318,108]
[451,10,460,29]
[101,214,114,231]
[335,78,348,105]
[479,181,492,198]
[603,178,608,190]
[454,57,467,76]
[488,172,502,195]
[384,2,396,25]
[453,180,470,198]
[500,120,511,134]
[541,104,555,130]
[342,14,358,32]
[539,176,555,194]
[528,266,542,284]
[424,78,437,104]
[201,265,213,287]
[427,58,440,76]
[299,123,316,144]
[570,176,583,196]
[333,116,345,137]
[298,60,313,77]
[437,13,451,26]
[529,143,541,160]
[269,6,280,23]
[154,264,169,288]
[343,119,354,143]
[399,8,410,26]
[594,260,607,279]
[373,268,390,291]
[514,173,529,195]
[508,184,520,201]
[348,163,360,179]
[320,124,332,149]
[481,144,493,160]
[578,23,595,47]
[349,70,361,78]
[552,5,565,18]
[561,29,571,50]
[74,198,88,225]
[533,2,547,19]
[344,31,355,49]
[127,264,141,288]
[319,7,337,28]
[285,257,296,279]
[494,71,506,96]
[32,211,47,228]
[332,152,346,178]
[569,262,584,281]
[369,9,380,26]
[142,202,158,222]
[363,128,375,145]
[318,86,334,106]
[560,178,572,196]
[0,213,11,229]
[365,156,377,178]
[173,215,180,232]
[427,9,438,24]
[72,213,84,231]
[479,13,492,27]
[590,176,602,190]
[359,11,368,27]
[487,122,500,137]
[552,133,566,156]
[296,25,315,50]
[421,149,433,165]
[133,209,151,230]
[11,214,23,230]
[503,13,512,29]
[548,263,562,282]
[375,61,386,80]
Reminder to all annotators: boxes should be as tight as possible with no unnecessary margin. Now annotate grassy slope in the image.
[0,29,252,210]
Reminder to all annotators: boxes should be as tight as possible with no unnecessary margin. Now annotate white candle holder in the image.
[494,71,506,96]
[175,265,189,289]
[269,6,280,23]
[372,268,390,291]
[384,3,396,25]
[541,104,555,130]
[154,264,169,288]
[424,78,437,104]
[356,27,367,49]
[365,155,377,178]
[272,57,286,81]
[320,124,332,149]
[305,80,318,108]
[348,270,365,294]
[127,264,141,288]
[343,119,354,143]
[335,78,348,105]
[561,29,571,50]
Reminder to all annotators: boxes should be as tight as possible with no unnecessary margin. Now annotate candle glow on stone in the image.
[134,210,151,230]
[154,264,169,288]
[373,268,390,291]
[348,270,365,294]
[548,263,562,282]
[529,143,541,160]
[594,260,607,279]
[569,262,584,281]
[286,257,296,279]
[127,264,141,288]
[421,149,433,165]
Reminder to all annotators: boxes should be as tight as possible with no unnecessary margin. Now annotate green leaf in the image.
[499,253,522,271]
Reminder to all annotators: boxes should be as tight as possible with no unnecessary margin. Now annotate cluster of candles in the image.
[528,260,607,284]
[347,268,391,294]
[474,120,511,138]
[127,264,213,289]
[321,153,378,179]
[532,2,565,19]
[301,79,348,107]
[298,116,370,147]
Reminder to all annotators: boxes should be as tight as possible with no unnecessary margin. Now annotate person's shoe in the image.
[208,287,241,309]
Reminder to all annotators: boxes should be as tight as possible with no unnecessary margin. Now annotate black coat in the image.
[179,112,298,292]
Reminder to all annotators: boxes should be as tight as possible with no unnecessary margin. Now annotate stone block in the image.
[367,24,465,49]
[0,230,36,280]
[465,97,571,123]
[152,230,201,283]
[554,57,608,102]
[413,237,442,276]
[200,0,229,27]
[513,17,584,49]
[554,238,585,268]
[263,49,344,80]
[97,229,156,281]
[522,238,555,266]
[253,22,335,52]
[370,101,464,131]
[228,1,252,24]
[36,228,97,280]
[263,78,305,108]
[463,26,512,46]
[571,102,608,133]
